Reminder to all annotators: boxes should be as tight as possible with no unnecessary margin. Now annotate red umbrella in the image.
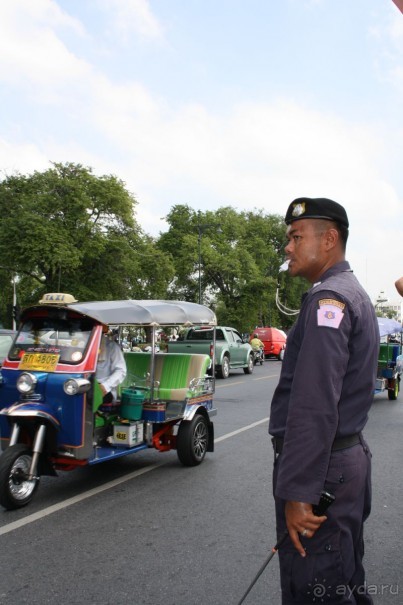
[392,0,403,14]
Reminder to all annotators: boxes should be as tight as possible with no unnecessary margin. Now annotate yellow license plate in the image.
[19,353,60,372]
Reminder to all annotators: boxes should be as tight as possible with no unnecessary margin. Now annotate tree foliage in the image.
[0,162,306,332]
[0,163,174,325]
[158,204,306,332]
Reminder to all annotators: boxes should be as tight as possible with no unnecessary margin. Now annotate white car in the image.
[0,329,17,365]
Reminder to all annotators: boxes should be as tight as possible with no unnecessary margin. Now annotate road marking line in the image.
[0,418,270,535]
[0,462,166,536]
[215,374,277,388]
[215,380,244,388]
[215,417,269,443]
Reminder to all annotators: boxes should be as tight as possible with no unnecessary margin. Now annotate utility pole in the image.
[12,274,17,330]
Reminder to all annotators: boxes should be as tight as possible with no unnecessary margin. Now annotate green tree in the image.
[0,163,174,325]
[157,205,306,333]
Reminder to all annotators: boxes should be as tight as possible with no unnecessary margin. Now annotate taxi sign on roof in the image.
[39,293,78,305]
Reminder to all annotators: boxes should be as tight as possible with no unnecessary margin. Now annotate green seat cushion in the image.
[159,354,192,389]
[122,352,151,389]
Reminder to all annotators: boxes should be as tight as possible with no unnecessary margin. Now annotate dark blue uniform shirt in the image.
[269,261,379,504]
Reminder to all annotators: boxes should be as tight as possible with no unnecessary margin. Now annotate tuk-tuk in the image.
[374,317,403,400]
[0,295,217,510]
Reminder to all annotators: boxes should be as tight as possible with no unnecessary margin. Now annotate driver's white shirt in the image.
[96,337,127,401]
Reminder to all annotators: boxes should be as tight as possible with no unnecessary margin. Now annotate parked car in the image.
[0,329,17,366]
[167,326,254,379]
[249,327,287,361]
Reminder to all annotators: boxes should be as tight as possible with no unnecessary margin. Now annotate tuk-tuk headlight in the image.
[63,378,91,396]
[17,372,37,394]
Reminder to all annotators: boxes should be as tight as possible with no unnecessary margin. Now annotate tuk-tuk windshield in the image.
[9,314,95,365]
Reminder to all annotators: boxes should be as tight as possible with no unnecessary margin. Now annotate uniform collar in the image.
[312,260,351,288]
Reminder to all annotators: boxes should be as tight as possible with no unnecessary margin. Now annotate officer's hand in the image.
[285,501,327,557]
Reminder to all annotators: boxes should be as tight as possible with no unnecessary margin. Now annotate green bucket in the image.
[120,388,145,420]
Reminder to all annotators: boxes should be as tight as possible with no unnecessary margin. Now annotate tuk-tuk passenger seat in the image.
[377,343,401,379]
[121,352,210,400]
[121,352,151,390]
[156,353,210,400]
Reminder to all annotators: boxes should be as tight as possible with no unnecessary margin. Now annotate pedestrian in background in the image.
[269,198,379,604]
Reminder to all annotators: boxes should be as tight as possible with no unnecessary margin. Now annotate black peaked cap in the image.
[285,197,349,228]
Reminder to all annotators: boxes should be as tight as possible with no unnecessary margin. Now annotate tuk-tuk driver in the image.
[96,325,127,403]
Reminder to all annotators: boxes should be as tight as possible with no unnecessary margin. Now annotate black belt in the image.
[271,433,361,455]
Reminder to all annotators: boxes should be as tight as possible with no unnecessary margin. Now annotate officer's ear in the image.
[323,227,339,251]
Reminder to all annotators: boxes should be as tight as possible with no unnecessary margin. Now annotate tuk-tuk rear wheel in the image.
[0,444,39,510]
[388,380,399,401]
[177,414,209,466]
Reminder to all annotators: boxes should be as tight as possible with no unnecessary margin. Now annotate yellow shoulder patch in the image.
[318,298,345,310]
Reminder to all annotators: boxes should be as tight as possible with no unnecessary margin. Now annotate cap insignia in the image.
[292,202,305,217]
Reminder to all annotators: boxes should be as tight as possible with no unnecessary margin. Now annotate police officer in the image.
[269,198,379,604]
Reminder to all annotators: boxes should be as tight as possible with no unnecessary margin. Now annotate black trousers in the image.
[273,438,373,604]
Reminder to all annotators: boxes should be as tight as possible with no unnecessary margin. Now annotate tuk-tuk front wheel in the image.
[0,444,39,510]
[177,414,209,466]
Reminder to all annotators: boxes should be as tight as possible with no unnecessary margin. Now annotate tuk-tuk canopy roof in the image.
[65,299,217,327]
[377,316,403,338]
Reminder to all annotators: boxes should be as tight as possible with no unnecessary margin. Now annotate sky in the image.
[1,0,403,303]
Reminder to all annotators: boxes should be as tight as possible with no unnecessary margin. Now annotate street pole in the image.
[1,266,45,329]
[198,227,202,305]
[12,273,17,330]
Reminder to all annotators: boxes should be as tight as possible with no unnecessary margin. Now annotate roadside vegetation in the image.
[0,163,306,333]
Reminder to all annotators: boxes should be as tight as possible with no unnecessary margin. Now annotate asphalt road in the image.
[0,361,402,605]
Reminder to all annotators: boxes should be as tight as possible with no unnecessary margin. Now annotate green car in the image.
[167,326,254,379]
